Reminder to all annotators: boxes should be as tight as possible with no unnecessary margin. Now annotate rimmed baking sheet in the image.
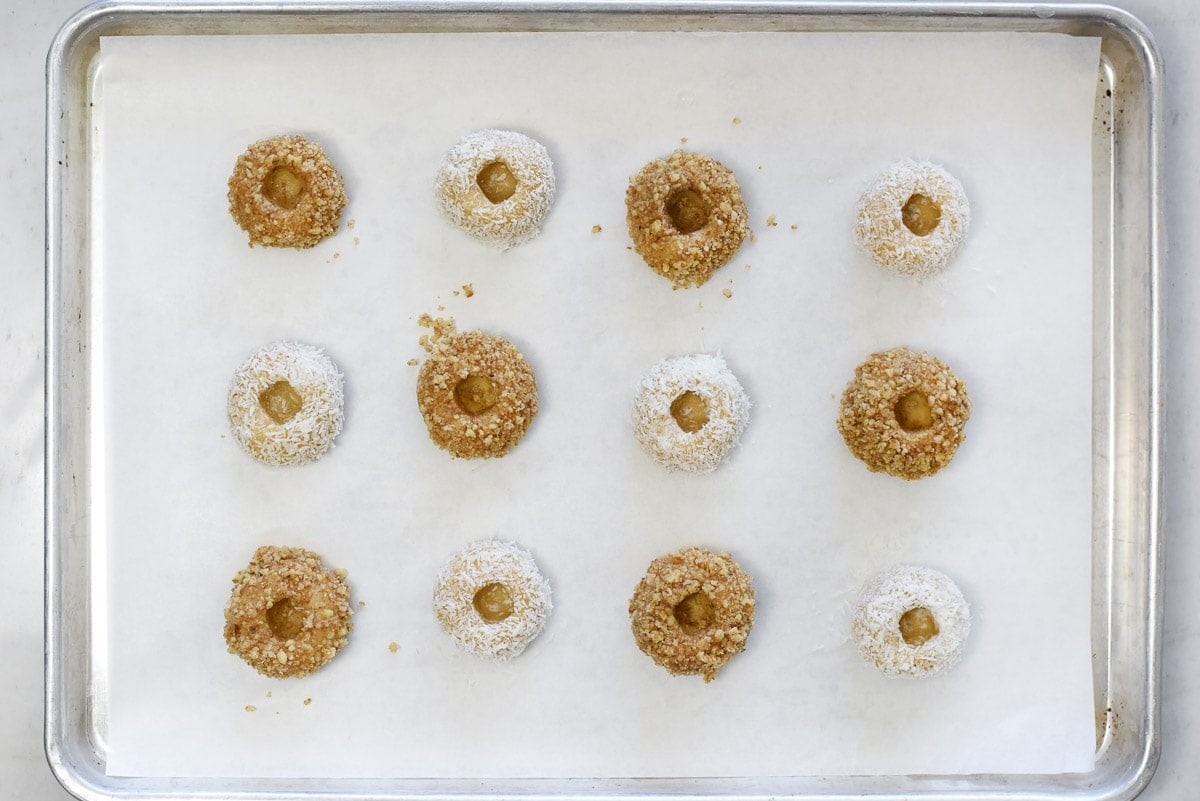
[46,3,1163,800]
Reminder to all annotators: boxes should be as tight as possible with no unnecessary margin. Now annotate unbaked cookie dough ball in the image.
[227,134,348,249]
[227,341,345,466]
[836,347,969,480]
[626,151,750,289]
[633,353,750,473]
[629,546,756,682]
[854,160,970,276]
[851,564,971,678]
[434,539,552,660]
[223,545,353,679]
[416,316,538,459]
[434,129,556,249]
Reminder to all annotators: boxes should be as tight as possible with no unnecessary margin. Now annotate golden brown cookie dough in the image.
[227,134,348,249]
[628,546,756,682]
[854,160,970,276]
[223,546,353,679]
[836,347,970,480]
[416,316,538,459]
[626,151,750,289]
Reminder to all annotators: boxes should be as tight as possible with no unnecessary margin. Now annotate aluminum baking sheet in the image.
[45,3,1163,801]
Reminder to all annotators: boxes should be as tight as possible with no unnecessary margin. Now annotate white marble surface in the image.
[2,0,1195,798]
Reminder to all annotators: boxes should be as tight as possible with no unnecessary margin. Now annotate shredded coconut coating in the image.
[227,135,348,249]
[223,546,353,679]
[626,151,750,289]
[632,354,750,474]
[851,564,971,678]
[854,160,970,276]
[227,341,345,466]
[434,539,552,660]
[628,546,756,682]
[416,316,538,459]
[836,347,970,480]
[434,129,556,250]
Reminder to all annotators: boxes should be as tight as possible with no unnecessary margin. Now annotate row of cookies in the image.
[227,131,971,286]
[224,541,969,683]
[228,325,970,481]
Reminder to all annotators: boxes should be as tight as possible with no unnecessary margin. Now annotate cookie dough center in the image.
[894,389,933,432]
[899,606,939,646]
[259,380,304,424]
[454,374,499,415]
[262,166,307,210]
[473,582,515,623]
[265,597,306,640]
[674,591,716,634]
[665,188,710,234]
[901,193,942,236]
[477,161,519,204]
[670,390,710,433]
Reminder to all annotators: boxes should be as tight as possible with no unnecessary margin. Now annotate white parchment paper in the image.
[96,31,1100,778]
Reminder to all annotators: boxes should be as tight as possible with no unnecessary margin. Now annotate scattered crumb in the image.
[591,224,602,234]
[723,288,733,299]
[462,283,474,298]
[244,705,256,713]
[303,698,312,706]
[757,165,763,171]
[697,301,703,310]
[732,116,742,125]
[625,245,633,251]
[353,236,360,246]
[452,290,460,297]
[388,642,399,653]
[750,233,757,243]
[744,263,752,271]
[766,214,778,227]
[348,219,356,230]
[680,136,688,144]
[437,305,445,312]
[358,600,366,608]
[265,691,272,698]
[407,358,419,367]
[332,252,340,260]
[790,224,798,231]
